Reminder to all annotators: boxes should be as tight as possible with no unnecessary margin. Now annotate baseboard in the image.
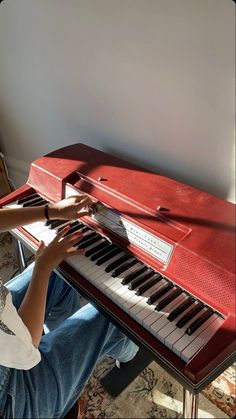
[5,156,30,189]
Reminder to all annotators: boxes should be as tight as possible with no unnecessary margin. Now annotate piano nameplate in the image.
[65,185,173,265]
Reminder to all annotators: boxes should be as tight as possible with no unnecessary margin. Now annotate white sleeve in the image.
[0,282,41,370]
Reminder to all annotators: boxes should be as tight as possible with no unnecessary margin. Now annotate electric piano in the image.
[0,144,235,418]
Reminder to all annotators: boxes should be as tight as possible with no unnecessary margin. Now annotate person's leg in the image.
[43,271,81,332]
[6,263,81,330]
[4,304,138,418]
[6,262,36,309]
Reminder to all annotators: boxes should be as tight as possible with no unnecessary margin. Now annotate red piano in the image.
[1,143,235,418]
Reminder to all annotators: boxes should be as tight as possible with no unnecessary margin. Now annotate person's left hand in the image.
[35,225,84,271]
[49,195,92,221]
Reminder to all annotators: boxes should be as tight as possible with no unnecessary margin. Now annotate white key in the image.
[181,316,223,362]
[101,275,120,291]
[131,279,168,322]
[67,248,103,274]
[37,228,56,245]
[144,294,189,331]
[136,304,156,324]
[173,313,217,357]
[115,289,136,308]
[4,202,19,209]
[147,294,185,333]
[135,287,177,328]
[123,293,143,311]
[109,281,129,296]
[79,252,124,277]
[164,304,204,350]
[127,279,166,320]
[150,295,188,341]
[98,257,137,294]
[25,221,49,237]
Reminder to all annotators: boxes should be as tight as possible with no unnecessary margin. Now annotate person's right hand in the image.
[34,225,84,272]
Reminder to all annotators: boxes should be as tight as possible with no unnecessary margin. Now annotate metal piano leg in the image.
[183,387,199,419]
[14,238,27,272]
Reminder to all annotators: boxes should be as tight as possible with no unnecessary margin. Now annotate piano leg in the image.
[183,387,199,419]
[14,238,27,272]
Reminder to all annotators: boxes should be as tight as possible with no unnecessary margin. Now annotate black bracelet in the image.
[44,204,50,221]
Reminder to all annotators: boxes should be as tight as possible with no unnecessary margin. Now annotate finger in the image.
[66,248,85,257]
[77,210,90,218]
[56,224,71,240]
[76,196,92,207]
[37,240,45,250]
[75,194,90,202]
[64,231,84,242]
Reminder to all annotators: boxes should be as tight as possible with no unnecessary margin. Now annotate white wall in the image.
[0,0,235,202]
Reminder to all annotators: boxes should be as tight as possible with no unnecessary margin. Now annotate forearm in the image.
[0,205,55,233]
[18,265,51,347]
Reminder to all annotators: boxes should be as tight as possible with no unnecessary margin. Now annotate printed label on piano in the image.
[65,185,174,265]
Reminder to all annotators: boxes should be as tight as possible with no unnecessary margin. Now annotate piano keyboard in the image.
[6,193,224,364]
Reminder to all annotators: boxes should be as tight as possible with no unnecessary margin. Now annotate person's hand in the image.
[35,225,84,272]
[49,195,92,221]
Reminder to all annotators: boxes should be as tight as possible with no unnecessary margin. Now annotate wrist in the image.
[44,203,56,221]
[34,260,52,277]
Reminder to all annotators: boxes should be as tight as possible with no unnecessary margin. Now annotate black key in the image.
[64,227,93,248]
[105,254,132,273]
[23,197,45,207]
[64,222,85,236]
[136,274,162,296]
[44,220,64,228]
[168,296,195,321]
[57,220,83,233]
[77,235,101,249]
[51,220,67,229]
[74,231,97,247]
[176,303,204,328]
[56,221,74,233]
[21,195,43,205]
[81,226,90,233]
[147,283,173,305]
[85,240,110,257]
[111,259,138,278]
[121,266,148,285]
[129,271,154,291]
[186,309,214,335]
[77,231,97,244]
[17,193,39,205]
[96,248,122,266]
[155,288,182,311]
[32,199,47,206]
[90,244,117,261]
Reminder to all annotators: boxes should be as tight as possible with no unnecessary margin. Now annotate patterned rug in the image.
[0,232,235,418]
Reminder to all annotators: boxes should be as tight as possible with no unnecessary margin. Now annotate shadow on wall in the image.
[0,101,234,202]
[94,136,234,203]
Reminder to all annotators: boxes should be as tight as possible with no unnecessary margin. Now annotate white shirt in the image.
[0,279,41,370]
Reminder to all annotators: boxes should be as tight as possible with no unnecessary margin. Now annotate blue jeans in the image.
[0,263,138,418]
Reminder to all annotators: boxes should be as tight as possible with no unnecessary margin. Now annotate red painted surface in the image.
[1,143,235,387]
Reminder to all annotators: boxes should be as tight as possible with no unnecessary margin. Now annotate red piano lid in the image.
[29,143,235,275]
